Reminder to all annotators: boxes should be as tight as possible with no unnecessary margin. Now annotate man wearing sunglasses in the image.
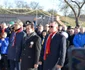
[43,21,66,70]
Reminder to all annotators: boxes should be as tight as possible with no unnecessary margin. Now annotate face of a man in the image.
[14,24,21,30]
[1,23,7,29]
[70,29,74,35]
[26,25,33,34]
[74,28,80,34]
[42,32,47,37]
[45,24,49,31]
[49,22,58,33]
[58,26,63,31]
[80,27,85,34]
[38,25,43,32]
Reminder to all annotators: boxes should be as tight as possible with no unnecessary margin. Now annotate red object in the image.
[2,28,6,33]
[44,32,56,60]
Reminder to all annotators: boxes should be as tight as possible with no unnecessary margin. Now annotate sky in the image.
[0,0,63,15]
[0,0,60,10]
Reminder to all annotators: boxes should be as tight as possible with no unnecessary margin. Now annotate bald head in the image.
[1,22,7,29]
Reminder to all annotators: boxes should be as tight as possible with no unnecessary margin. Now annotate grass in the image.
[60,16,85,27]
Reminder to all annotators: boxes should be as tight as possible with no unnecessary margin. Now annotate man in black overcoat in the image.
[21,22,41,70]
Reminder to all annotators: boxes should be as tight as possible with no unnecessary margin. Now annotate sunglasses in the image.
[49,26,54,28]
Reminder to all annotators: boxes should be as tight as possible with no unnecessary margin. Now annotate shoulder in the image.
[55,32,66,40]
[34,34,41,39]
[74,33,80,37]
[33,33,41,41]
[19,31,26,36]
[61,31,68,38]
[20,31,26,34]
[5,37,9,40]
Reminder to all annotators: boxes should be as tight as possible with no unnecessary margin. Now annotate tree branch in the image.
[78,1,85,17]
[64,0,77,17]
[78,8,81,17]
[80,1,85,8]
[71,0,80,8]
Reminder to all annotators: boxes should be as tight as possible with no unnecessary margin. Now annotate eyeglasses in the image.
[49,26,54,28]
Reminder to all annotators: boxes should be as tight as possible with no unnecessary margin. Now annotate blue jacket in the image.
[73,33,85,47]
[0,37,9,54]
[7,31,26,61]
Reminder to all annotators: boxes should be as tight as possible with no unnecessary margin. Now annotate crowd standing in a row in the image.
[0,16,85,70]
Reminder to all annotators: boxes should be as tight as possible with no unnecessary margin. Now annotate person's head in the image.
[14,20,23,30]
[62,25,67,31]
[1,22,7,29]
[9,21,15,27]
[44,24,49,32]
[26,23,34,35]
[80,27,85,34]
[49,21,58,33]
[69,28,74,35]
[58,25,63,31]
[1,32,7,38]
[37,24,43,32]
[42,30,47,37]
[74,27,80,34]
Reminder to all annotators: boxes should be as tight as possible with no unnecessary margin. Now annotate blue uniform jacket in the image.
[73,33,85,47]
[0,37,9,54]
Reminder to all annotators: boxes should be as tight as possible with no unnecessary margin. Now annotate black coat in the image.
[68,34,75,46]
[43,33,66,70]
[21,32,41,70]
[7,31,26,61]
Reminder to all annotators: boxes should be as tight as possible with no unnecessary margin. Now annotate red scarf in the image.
[44,32,56,60]
[2,28,6,33]
[12,28,22,47]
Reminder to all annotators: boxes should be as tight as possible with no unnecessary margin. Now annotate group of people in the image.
[0,16,85,70]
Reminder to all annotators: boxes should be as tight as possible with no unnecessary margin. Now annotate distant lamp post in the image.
[36,7,38,26]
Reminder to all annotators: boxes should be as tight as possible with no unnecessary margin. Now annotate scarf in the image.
[2,28,6,33]
[12,28,22,47]
[44,32,56,60]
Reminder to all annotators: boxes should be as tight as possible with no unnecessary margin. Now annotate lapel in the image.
[25,32,36,47]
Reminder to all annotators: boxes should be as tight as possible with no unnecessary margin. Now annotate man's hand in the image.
[56,16,60,21]
[56,65,62,68]
[2,38,5,41]
[20,59,22,62]
[34,64,38,68]
[38,61,42,65]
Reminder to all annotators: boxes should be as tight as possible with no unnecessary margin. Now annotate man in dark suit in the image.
[21,22,41,70]
[42,21,66,70]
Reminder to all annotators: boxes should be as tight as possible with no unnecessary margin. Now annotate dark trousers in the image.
[0,60,2,70]
[38,65,43,70]
[1,54,9,70]
[9,60,19,70]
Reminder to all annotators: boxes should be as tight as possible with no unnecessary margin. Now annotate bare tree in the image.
[64,0,85,26]
[29,1,43,10]
[3,1,13,9]
[48,9,57,15]
[15,1,29,8]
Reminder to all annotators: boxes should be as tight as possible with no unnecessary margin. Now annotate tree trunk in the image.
[75,17,79,27]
